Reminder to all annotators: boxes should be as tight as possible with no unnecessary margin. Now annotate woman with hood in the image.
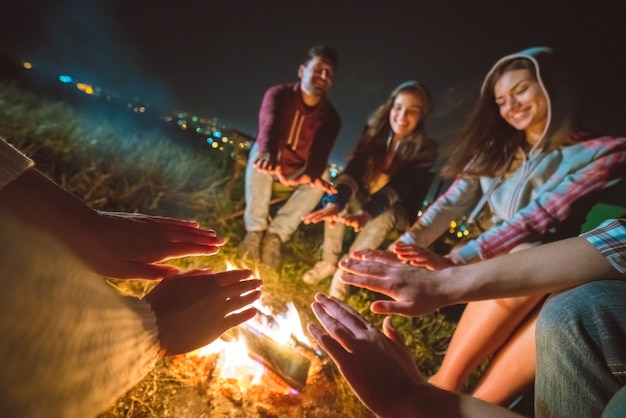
[387,47,626,405]
[301,81,438,299]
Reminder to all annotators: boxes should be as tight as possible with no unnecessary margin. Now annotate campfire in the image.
[100,261,372,418]
[192,299,323,394]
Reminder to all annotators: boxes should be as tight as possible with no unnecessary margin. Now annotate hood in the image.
[390,80,434,118]
[481,46,576,150]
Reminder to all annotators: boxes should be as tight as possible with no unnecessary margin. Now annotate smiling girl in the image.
[301,81,438,298]
[392,47,626,406]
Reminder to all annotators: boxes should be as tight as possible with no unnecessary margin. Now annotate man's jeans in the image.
[535,280,626,418]
[243,142,325,242]
[321,194,405,264]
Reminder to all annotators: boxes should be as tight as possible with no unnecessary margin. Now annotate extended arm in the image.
[0,140,226,280]
[340,219,624,317]
[456,136,626,263]
[0,213,261,417]
[309,294,522,418]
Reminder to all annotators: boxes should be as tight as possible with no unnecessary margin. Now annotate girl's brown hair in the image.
[351,81,438,185]
[440,58,537,178]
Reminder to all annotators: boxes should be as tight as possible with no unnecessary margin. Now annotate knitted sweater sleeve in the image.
[0,212,161,417]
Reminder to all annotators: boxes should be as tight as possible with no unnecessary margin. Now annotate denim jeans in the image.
[535,280,626,418]
[321,194,404,264]
[243,142,326,242]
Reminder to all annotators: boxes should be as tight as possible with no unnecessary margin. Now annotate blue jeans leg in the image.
[243,143,274,232]
[535,280,626,418]
[267,181,325,242]
[347,206,398,254]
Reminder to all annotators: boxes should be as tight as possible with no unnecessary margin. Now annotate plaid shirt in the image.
[581,218,626,275]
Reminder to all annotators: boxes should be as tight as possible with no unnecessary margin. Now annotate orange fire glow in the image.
[189,260,314,394]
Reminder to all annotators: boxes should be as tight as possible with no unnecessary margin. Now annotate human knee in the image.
[538,281,626,351]
[364,210,397,234]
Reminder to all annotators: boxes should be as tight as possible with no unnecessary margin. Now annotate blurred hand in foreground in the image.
[145,268,262,355]
[338,249,449,316]
[308,293,425,418]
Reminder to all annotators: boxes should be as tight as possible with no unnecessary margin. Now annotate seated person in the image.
[301,80,437,299]
[310,218,626,417]
[238,45,341,270]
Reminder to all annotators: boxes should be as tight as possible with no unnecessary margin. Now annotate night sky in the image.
[2,0,625,166]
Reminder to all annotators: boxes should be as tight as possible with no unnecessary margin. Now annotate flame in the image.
[189,260,313,393]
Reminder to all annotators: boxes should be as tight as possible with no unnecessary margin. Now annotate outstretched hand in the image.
[274,166,337,194]
[311,177,337,194]
[301,203,341,226]
[308,293,425,418]
[145,268,262,355]
[391,242,456,271]
[253,152,277,174]
[339,211,371,232]
[73,211,228,280]
[338,249,449,316]
[0,168,229,280]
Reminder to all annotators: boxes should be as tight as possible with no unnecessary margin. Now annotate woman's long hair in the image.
[440,58,536,178]
[350,81,438,185]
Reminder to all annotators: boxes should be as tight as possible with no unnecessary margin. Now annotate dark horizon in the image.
[1,0,625,166]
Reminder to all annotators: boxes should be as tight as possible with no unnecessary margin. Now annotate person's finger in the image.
[353,249,402,264]
[338,258,390,279]
[222,306,259,329]
[311,300,358,351]
[224,289,262,314]
[137,215,203,229]
[381,316,404,345]
[307,322,351,364]
[338,271,392,294]
[111,262,181,280]
[212,269,256,285]
[370,300,416,317]
[169,268,215,277]
[316,293,368,326]
[168,230,227,245]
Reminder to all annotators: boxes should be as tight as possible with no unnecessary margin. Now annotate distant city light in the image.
[207,138,213,144]
[59,75,73,83]
[192,116,198,122]
[23,62,32,70]
[213,131,222,138]
[211,142,219,149]
[76,82,94,95]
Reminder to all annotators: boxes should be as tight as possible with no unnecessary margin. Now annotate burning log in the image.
[222,323,311,391]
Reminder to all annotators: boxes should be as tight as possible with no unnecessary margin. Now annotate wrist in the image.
[392,381,443,418]
[433,267,466,308]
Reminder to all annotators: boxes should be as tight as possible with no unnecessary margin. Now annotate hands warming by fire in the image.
[301,204,372,231]
[0,160,264,358]
[253,151,337,194]
[75,211,230,280]
[0,166,231,280]
[337,249,452,317]
[308,293,429,418]
[391,241,457,271]
[145,268,262,355]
